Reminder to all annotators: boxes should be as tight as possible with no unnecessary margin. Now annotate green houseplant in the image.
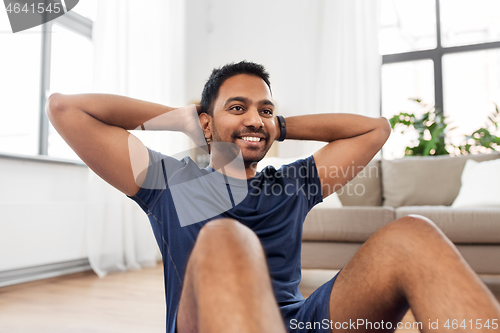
[388,98,454,156]
[389,99,500,157]
[457,103,500,154]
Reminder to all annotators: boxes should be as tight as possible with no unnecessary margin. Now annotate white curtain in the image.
[307,0,381,117]
[88,0,187,277]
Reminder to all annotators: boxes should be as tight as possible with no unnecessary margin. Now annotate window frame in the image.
[38,7,93,156]
[381,0,500,115]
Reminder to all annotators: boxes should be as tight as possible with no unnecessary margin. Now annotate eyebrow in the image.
[224,96,275,108]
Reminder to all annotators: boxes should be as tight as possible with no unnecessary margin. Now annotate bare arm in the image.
[46,93,203,197]
[275,113,391,198]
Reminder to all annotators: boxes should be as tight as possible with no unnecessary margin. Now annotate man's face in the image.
[210,74,277,166]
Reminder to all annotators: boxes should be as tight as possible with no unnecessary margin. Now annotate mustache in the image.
[232,128,270,141]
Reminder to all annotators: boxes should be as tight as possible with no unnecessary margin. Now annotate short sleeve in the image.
[279,155,323,211]
[127,147,185,213]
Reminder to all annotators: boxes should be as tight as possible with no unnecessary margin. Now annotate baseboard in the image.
[0,258,92,288]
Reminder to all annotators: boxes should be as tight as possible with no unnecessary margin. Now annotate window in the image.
[381,60,434,159]
[0,15,41,156]
[380,0,500,159]
[440,0,500,47]
[0,0,96,160]
[443,49,500,145]
[379,0,437,54]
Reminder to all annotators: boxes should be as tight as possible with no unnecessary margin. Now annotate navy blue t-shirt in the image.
[128,148,323,333]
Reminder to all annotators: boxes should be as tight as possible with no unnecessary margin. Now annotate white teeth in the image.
[241,136,261,142]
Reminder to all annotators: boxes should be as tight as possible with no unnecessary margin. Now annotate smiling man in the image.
[200,73,275,178]
[46,61,500,333]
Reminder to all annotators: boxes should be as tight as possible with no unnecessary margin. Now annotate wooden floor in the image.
[0,266,165,333]
[1,265,499,333]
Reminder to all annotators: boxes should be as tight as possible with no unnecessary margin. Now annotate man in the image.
[47,61,500,333]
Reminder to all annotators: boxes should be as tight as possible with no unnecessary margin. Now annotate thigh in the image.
[327,218,430,332]
[329,215,500,333]
[176,217,285,333]
[328,257,408,332]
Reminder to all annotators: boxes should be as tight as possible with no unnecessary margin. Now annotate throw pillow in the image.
[382,152,500,208]
[452,158,500,207]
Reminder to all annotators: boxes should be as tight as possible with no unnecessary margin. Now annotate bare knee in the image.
[197,218,260,248]
[199,218,254,237]
[386,215,446,242]
[384,215,442,237]
[190,218,265,266]
[367,215,452,261]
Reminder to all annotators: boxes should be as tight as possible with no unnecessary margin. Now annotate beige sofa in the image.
[301,153,500,274]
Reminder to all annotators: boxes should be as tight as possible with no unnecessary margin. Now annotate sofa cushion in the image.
[395,206,500,244]
[452,158,500,208]
[301,242,500,274]
[301,242,362,270]
[382,153,500,208]
[336,159,382,206]
[303,207,395,242]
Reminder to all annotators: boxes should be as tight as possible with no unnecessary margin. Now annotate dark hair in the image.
[200,61,271,116]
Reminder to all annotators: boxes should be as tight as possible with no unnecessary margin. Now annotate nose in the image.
[242,108,264,129]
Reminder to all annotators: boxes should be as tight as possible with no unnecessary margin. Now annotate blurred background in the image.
[1,0,499,296]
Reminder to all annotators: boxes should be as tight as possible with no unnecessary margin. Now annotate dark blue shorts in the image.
[280,270,341,333]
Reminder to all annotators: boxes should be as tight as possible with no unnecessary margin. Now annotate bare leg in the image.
[176,218,287,333]
[328,215,500,332]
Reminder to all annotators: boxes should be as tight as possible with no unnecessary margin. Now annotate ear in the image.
[199,112,212,139]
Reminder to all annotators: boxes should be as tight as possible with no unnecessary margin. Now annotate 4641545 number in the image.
[6,2,62,14]
[443,319,498,330]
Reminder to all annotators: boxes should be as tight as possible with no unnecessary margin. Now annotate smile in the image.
[240,136,262,142]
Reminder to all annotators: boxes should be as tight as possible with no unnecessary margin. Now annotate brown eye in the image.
[230,105,244,111]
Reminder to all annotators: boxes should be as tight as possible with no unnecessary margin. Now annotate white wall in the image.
[185,0,314,112]
[0,157,88,271]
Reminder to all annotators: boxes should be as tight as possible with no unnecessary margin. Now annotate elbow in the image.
[377,116,392,145]
[379,116,392,139]
[45,92,65,118]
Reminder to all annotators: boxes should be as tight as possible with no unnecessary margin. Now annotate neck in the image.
[243,162,258,179]
[209,158,258,179]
